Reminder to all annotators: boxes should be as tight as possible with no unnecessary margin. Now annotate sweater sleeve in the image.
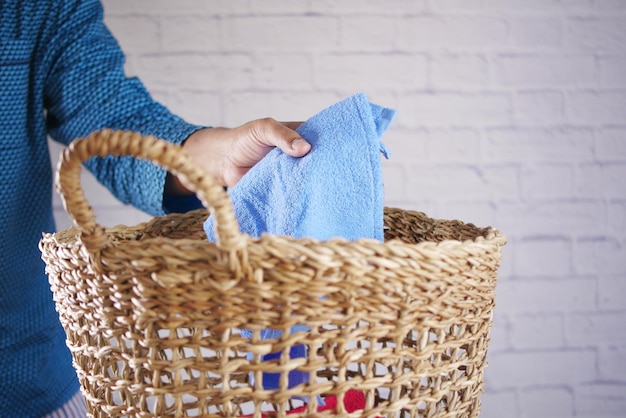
[43,0,203,216]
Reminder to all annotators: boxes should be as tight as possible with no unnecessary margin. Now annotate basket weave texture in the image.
[40,130,506,418]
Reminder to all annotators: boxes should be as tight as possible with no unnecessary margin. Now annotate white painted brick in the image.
[595,0,626,10]
[427,129,482,163]
[513,90,564,125]
[567,91,626,125]
[430,54,490,89]
[315,53,428,92]
[160,16,220,53]
[222,91,342,127]
[397,93,511,128]
[607,202,626,239]
[598,346,626,382]
[252,53,314,90]
[103,0,251,16]
[103,16,160,53]
[339,16,397,51]
[520,164,575,200]
[513,238,572,277]
[574,384,626,417]
[382,129,429,163]
[566,17,626,52]
[566,312,626,346]
[134,54,253,91]
[431,0,593,13]
[495,201,605,238]
[249,0,309,14]
[596,127,626,162]
[576,163,626,199]
[484,127,595,164]
[395,17,509,50]
[509,314,565,350]
[406,164,519,201]
[154,91,222,127]
[381,163,407,203]
[598,274,626,311]
[509,17,563,50]
[573,238,626,276]
[598,55,626,87]
[519,387,574,418]
[480,390,518,418]
[495,278,596,313]
[485,350,596,388]
[492,54,595,87]
[309,0,428,15]
[486,311,510,353]
[221,17,339,52]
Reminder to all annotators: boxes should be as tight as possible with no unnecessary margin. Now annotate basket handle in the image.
[56,129,246,256]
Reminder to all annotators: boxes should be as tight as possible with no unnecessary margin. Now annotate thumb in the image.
[252,118,311,157]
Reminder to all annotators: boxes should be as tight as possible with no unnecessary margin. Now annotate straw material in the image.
[40,130,506,418]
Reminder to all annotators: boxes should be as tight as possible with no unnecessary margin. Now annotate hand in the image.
[165,118,310,195]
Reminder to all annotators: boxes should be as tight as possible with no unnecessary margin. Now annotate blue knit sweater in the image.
[0,1,201,416]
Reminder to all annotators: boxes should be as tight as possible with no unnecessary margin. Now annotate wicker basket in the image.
[40,130,506,418]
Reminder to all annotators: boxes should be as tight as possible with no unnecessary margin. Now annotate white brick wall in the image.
[50,1,626,416]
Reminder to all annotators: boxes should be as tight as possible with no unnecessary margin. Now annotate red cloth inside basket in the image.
[241,389,366,416]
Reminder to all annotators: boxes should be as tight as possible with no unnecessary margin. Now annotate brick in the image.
[430,54,490,89]
[486,311,510,353]
[520,387,574,418]
[249,0,310,14]
[309,0,427,15]
[397,93,511,128]
[315,53,428,92]
[598,345,626,382]
[598,55,626,87]
[509,18,563,49]
[596,127,626,162]
[574,238,626,276]
[509,314,565,350]
[103,0,252,16]
[577,163,626,199]
[427,129,481,162]
[406,164,518,201]
[160,16,220,52]
[253,53,314,90]
[607,202,626,239]
[492,54,595,87]
[514,238,572,277]
[496,278,596,313]
[381,163,407,202]
[485,127,594,163]
[567,91,626,125]
[222,91,342,127]
[485,349,596,388]
[382,129,429,163]
[514,90,564,125]
[431,0,593,12]
[103,16,160,53]
[480,390,518,418]
[566,312,626,346]
[595,0,626,10]
[566,17,626,52]
[135,54,253,91]
[574,384,626,417]
[339,16,397,51]
[495,201,604,238]
[221,17,339,52]
[395,16,508,50]
[520,164,575,200]
[156,91,222,127]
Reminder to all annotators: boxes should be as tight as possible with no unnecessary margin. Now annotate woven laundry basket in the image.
[40,130,506,418]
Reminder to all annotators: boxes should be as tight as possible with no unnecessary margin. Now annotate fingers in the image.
[251,118,311,157]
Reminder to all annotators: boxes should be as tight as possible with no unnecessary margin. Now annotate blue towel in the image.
[204,92,396,395]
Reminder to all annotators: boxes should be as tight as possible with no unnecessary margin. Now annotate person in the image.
[0,0,310,416]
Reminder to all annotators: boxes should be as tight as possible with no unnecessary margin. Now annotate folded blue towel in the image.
[204,92,396,395]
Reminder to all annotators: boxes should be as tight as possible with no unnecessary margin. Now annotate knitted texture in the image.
[0,0,201,416]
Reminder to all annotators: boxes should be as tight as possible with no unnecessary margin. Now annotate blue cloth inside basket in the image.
[204,92,396,396]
